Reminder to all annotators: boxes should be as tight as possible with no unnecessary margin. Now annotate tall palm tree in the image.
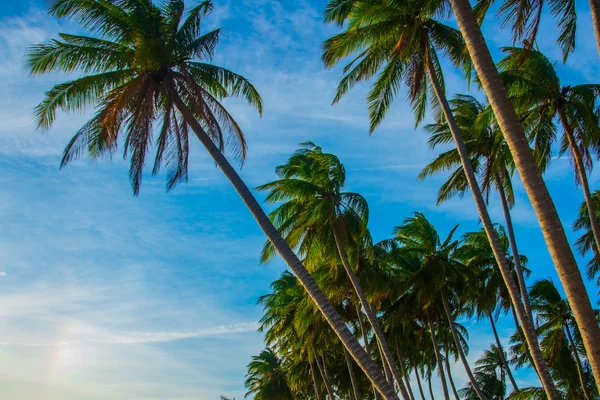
[574,191,600,287]
[245,348,295,400]
[394,212,486,399]
[499,47,600,263]
[321,2,555,393]
[257,143,410,400]
[27,1,395,397]
[418,95,534,328]
[446,0,600,391]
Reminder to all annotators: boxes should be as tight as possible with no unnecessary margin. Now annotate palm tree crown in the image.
[27,0,262,194]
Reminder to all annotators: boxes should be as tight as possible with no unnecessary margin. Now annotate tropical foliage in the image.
[27,0,600,399]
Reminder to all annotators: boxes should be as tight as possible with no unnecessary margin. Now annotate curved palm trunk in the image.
[377,338,393,383]
[427,319,450,400]
[440,291,486,400]
[589,0,600,56]
[332,224,410,400]
[396,345,416,400]
[310,359,324,400]
[443,346,460,400]
[558,110,600,261]
[344,346,362,400]
[427,366,436,400]
[173,94,398,400]
[488,313,519,392]
[564,323,593,400]
[426,53,556,398]
[447,1,600,392]
[414,368,427,400]
[496,174,534,324]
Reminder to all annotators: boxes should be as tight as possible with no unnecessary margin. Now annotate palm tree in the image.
[257,143,410,400]
[460,227,523,393]
[499,47,600,264]
[445,0,600,391]
[418,95,533,328]
[27,1,395,397]
[529,279,597,400]
[321,2,555,393]
[394,212,486,399]
[574,191,600,286]
[459,345,508,400]
[245,348,295,400]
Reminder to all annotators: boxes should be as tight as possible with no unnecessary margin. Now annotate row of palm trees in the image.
[28,1,600,399]
[241,145,598,400]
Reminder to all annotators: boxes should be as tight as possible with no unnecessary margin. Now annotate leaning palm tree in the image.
[459,345,508,400]
[245,348,295,400]
[444,0,600,391]
[27,1,395,397]
[257,143,410,400]
[321,2,556,394]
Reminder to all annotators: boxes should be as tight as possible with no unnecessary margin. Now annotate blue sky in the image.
[0,0,599,399]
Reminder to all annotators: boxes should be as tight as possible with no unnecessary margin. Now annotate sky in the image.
[0,0,599,399]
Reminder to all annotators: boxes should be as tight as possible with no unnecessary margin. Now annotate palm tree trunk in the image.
[443,346,460,400]
[558,109,600,261]
[344,346,362,400]
[589,0,600,56]
[427,319,450,400]
[427,366,436,400]
[310,359,324,400]
[397,345,416,400]
[414,368,427,400]
[496,173,534,324]
[332,223,410,400]
[488,313,519,392]
[447,1,600,392]
[564,323,593,400]
[377,338,393,383]
[439,290,486,400]
[319,355,336,400]
[173,94,397,400]
[426,52,556,398]
[356,302,383,400]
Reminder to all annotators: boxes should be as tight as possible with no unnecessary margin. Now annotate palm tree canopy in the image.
[498,47,600,174]
[574,190,600,285]
[474,0,577,61]
[322,0,471,131]
[245,348,295,400]
[26,0,262,194]
[256,143,369,268]
[418,94,516,206]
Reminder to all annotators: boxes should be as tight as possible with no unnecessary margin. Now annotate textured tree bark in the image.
[333,223,410,399]
[489,313,519,392]
[440,291,486,400]
[447,1,600,393]
[174,94,398,399]
[426,53,554,398]
[428,319,450,400]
